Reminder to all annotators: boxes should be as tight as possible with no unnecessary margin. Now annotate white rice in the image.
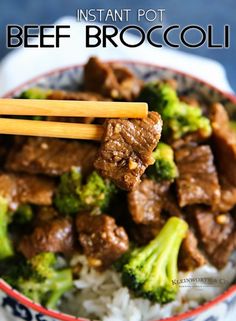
[60,253,236,321]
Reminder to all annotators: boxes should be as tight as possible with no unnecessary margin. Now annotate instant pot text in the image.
[6,8,230,49]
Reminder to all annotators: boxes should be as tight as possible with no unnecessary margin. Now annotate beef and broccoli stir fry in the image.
[0,57,236,310]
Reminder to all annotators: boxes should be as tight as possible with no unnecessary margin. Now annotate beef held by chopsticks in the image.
[94,111,163,191]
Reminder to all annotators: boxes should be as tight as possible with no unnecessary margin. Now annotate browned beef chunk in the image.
[217,176,236,212]
[178,230,206,271]
[179,96,199,107]
[94,112,162,190]
[76,213,129,268]
[34,206,59,225]
[170,132,203,150]
[6,137,98,176]
[210,230,236,269]
[164,194,206,271]
[175,145,221,208]
[210,103,236,186]
[130,189,180,245]
[84,57,143,101]
[110,63,143,100]
[128,179,170,225]
[131,222,162,245]
[19,217,75,259]
[192,207,235,268]
[0,172,54,210]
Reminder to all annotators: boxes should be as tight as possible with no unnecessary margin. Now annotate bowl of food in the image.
[0,57,236,321]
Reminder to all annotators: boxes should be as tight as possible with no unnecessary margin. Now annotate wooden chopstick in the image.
[0,118,104,141]
[0,99,148,119]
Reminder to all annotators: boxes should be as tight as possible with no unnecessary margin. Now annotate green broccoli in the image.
[138,82,212,140]
[118,217,188,304]
[54,169,116,215]
[13,204,33,224]
[79,171,117,212]
[139,81,179,118]
[54,167,83,215]
[0,196,14,260]
[19,87,52,99]
[147,142,178,181]
[2,253,73,309]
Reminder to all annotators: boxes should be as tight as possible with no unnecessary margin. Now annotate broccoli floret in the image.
[80,171,117,212]
[147,142,178,181]
[13,204,33,224]
[118,217,188,303]
[139,82,212,140]
[19,87,52,99]
[168,102,212,139]
[0,196,14,260]
[54,167,83,215]
[139,82,179,118]
[54,169,116,215]
[3,253,73,309]
[0,255,31,287]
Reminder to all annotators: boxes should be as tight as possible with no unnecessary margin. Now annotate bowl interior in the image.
[2,62,236,321]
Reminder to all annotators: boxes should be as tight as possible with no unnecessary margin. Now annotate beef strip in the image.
[175,145,221,208]
[19,216,75,259]
[76,213,129,268]
[130,222,162,245]
[178,230,206,271]
[210,102,236,186]
[84,57,143,101]
[192,207,235,268]
[0,172,55,210]
[163,193,206,271]
[110,63,143,100]
[6,137,98,176]
[210,230,236,269]
[163,192,183,218]
[217,176,236,212]
[34,206,59,225]
[170,132,202,150]
[94,112,162,190]
[179,96,199,107]
[47,90,109,124]
[128,179,170,225]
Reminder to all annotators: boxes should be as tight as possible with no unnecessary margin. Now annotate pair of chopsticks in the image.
[0,99,148,141]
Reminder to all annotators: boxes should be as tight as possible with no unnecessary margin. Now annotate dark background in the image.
[1,0,235,91]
